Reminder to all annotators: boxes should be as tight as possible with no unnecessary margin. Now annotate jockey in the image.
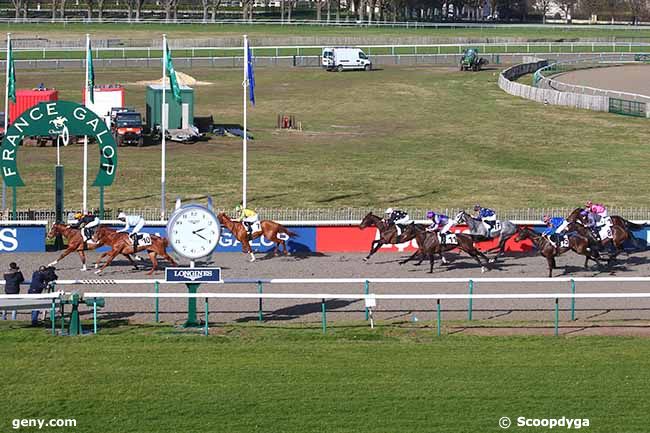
[585,200,609,226]
[236,204,259,240]
[542,215,569,247]
[473,204,497,233]
[384,207,412,238]
[71,211,100,244]
[117,212,145,250]
[426,211,455,243]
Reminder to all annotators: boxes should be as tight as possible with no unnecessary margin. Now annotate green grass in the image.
[5,64,649,211]
[1,322,650,433]
[8,22,650,42]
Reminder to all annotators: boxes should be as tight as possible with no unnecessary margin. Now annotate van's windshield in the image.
[323,51,333,58]
[358,52,368,59]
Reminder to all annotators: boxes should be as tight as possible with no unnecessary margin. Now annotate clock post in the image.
[185,261,201,328]
[166,197,223,329]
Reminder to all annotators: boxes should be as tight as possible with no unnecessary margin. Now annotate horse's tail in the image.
[279,226,299,238]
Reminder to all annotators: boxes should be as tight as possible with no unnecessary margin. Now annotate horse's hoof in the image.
[80,267,87,272]
[362,257,369,262]
[94,270,102,275]
[488,258,496,264]
[94,263,99,269]
[47,261,57,267]
[481,267,487,273]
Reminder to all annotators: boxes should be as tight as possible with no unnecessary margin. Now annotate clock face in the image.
[167,205,221,259]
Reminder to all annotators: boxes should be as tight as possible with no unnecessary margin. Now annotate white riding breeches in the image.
[131,219,145,235]
[556,220,570,234]
[440,221,455,234]
[394,216,411,226]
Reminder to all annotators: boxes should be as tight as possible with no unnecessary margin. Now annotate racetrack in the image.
[8,249,650,334]
[552,64,650,96]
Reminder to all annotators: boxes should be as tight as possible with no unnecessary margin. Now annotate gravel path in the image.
[5,249,650,335]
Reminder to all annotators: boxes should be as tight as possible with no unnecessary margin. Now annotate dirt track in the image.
[553,64,650,96]
[5,249,650,335]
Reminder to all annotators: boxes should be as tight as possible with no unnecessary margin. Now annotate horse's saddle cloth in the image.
[598,225,613,241]
[551,234,570,248]
[250,221,261,233]
[482,221,502,238]
[130,233,152,247]
[438,232,458,245]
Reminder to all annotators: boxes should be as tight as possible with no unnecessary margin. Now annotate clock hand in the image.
[192,227,207,234]
[194,232,208,241]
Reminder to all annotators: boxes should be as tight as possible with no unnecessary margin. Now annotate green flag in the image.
[86,39,95,104]
[7,39,15,103]
[165,41,181,104]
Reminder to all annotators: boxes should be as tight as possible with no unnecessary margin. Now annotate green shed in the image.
[145,84,194,130]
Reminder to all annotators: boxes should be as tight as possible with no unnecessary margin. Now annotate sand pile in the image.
[134,71,211,86]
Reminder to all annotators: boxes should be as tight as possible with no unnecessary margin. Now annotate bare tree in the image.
[533,0,551,22]
[161,0,177,21]
[84,0,94,20]
[626,0,647,24]
[201,0,209,21]
[97,0,106,20]
[135,0,145,20]
[557,0,576,21]
[242,0,253,20]
[211,0,222,21]
[59,0,66,18]
[11,0,25,19]
[51,0,57,19]
[22,0,29,19]
[316,0,324,20]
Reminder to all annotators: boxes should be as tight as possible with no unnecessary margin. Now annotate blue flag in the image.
[247,45,255,106]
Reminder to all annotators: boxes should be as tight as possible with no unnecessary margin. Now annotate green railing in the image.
[609,98,647,117]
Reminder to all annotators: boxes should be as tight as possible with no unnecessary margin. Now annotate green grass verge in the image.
[5,64,650,210]
[1,322,649,433]
[7,22,650,42]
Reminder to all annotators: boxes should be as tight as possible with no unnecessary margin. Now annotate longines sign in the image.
[165,267,222,283]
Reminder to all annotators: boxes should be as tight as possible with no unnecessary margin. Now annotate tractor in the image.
[459,48,488,72]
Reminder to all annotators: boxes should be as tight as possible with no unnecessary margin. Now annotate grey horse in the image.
[455,210,519,263]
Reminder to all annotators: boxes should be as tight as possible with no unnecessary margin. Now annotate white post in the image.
[83,33,89,214]
[161,34,167,220]
[2,33,10,214]
[242,34,248,208]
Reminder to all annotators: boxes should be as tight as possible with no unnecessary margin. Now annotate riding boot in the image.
[133,235,139,252]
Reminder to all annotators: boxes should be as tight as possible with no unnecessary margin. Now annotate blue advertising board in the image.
[0,225,46,253]
[165,267,222,283]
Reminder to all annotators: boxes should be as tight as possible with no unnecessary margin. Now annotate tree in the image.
[201,0,209,21]
[557,0,576,21]
[11,0,26,19]
[97,0,106,20]
[51,0,57,19]
[627,0,648,24]
[59,0,66,18]
[533,0,552,22]
[135,0,145,21]
[211,0,221,21]
[161,0,178,21]
[84,0,94,20]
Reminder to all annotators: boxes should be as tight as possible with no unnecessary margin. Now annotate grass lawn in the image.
[4,64,649,211]
[7,22,650,42]
[1,322,650,433]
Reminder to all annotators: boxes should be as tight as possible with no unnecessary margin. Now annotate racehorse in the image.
[515,228,603,277]
[398,224,491,273]
[455,210,519,263]
[359,212,425,262]
[566,207,643,259]
[46,223,137,271]
[92,226,177,275]
[217,213,298,262]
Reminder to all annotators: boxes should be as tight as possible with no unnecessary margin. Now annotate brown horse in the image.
[92,226,177,275]
[217,213,298,262]
[567,207,645,246]
[359,212,425,262]
[46,223,137,271]
[515,228,603,277]
[398,224,491,273]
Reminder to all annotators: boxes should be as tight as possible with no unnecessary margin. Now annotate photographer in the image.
[28,266,58,326]
[2,262,24,320]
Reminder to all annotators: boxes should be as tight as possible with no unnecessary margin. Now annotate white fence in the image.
[499,59,611,113]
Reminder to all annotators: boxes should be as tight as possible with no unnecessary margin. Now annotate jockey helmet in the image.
[542,215,551,224]
[586,200,593,207]
[580,210,589,217]
[385,207,393,215]
[235,204,242,212]
[473,204,481,211]
[74,212,83,220]
[117,212,127,220]
[426,210,435,219]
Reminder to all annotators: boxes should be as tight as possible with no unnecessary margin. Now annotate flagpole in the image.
[2,33,10,216]
[242,34,248,209]
[161,34,167,220]
[83,33,89,214]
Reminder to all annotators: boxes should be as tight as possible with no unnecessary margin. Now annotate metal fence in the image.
[6,206,650,225]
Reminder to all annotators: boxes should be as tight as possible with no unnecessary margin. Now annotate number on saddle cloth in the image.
[439,232,458,245]
[251,221,261,233]
[131,233,152,246]
[559,235,570,248]
[598,225,613,241]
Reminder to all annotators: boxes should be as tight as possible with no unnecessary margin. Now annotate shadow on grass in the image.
[235,299,357,322]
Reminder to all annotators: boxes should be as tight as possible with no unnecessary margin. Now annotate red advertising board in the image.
[9,89,58,123]
[315,226,535,253]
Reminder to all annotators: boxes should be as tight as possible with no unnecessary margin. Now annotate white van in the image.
[322,47,372,72]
